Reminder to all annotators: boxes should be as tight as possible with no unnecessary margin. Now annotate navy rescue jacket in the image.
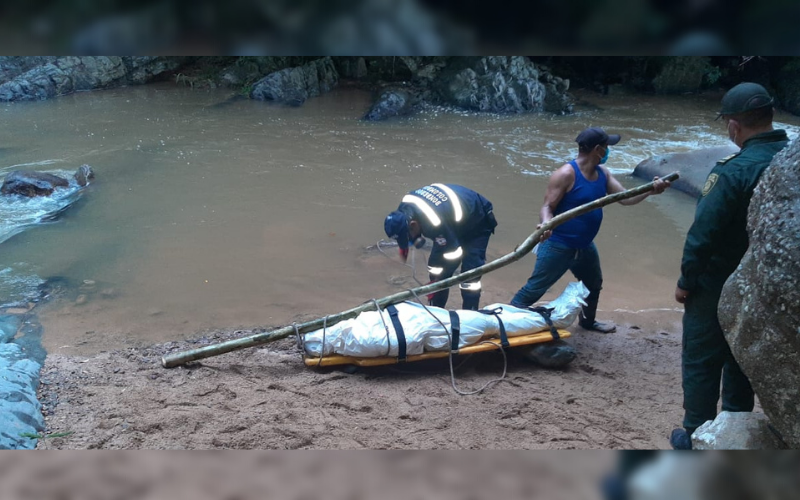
[396,184,496,269]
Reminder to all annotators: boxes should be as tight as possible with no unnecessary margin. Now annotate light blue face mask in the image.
[599,146,610,164]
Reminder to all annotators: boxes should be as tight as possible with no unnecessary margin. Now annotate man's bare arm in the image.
[603,166,670,205]
[538,165,574,240]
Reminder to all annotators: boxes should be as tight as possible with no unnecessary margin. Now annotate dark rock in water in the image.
[74,164,95,187]
[1,165,95,197]
[520,339,577,369]
[1,171,69,197]
[719,137,800,449]
[632,145,739,198]
[356,57,572,120]
[363,88,419,121]
[250,57,338,105]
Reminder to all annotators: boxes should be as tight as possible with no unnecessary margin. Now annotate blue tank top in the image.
[549,161,607,249]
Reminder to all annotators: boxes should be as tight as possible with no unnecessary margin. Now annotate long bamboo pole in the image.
[162,172,679,368]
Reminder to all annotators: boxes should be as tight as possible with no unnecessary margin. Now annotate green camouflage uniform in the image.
[678,129,789,433]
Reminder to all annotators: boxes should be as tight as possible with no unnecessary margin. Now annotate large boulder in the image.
[0,57,189,102]
[250,57,339,106]
[538,64,573,114]
[1,172,69,197]
[433,56,549,114]
[718,136,800,448]
[632,145,739,198]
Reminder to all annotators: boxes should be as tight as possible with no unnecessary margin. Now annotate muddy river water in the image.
[1,84,798,355]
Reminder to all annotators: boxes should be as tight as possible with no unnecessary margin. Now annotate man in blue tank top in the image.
[511,127,670,332]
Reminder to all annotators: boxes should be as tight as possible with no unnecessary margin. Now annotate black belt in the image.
[528,306,560,339]
[448,310,461,352]
[478,307,510,348]
[386,304,407,361]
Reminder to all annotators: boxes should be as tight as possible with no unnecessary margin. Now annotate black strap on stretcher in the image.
[448,310,461,352]
[478,307,510,349]
[527,306,560,340]
[386,304,407,361]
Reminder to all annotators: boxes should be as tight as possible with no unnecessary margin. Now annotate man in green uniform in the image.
[670,82,790,449]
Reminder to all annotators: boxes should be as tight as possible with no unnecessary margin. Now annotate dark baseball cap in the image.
[575,127,621,149]
[384,211,409,250]
[717,82,774,119]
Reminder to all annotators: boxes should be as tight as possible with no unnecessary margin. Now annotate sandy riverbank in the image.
[36,308,685,450]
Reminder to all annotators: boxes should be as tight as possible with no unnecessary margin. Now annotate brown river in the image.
[1,84,798,355]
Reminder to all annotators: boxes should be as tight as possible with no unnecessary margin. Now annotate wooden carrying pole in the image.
[162,172,679,368]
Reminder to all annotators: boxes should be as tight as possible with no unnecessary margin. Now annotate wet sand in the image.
[37,307,685,449]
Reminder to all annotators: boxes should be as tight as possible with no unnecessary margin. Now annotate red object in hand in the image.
[426,279,437,301]
[399,248,409,261]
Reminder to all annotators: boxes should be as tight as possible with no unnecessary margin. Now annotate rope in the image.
[377,238,507,395]
[371,298,392,357]
[293,322,305,361]
[317,316,329,367]
[408,289,507,396]
[375,239,425,286]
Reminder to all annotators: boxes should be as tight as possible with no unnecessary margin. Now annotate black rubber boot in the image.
[579,296,616,333]
[669,428,693,450]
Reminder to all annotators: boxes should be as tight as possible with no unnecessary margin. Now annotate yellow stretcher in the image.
[303,328,571,368]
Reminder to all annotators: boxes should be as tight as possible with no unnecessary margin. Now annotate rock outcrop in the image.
[250,57,338,106]
[0,57,190,102]
[718,136,800,448]
[633,145,739,198]
[362,56,573,121]
[433,56,549,114]
[1,165,95,197]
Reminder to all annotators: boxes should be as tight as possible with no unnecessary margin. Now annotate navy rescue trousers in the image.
[428,227,493,311]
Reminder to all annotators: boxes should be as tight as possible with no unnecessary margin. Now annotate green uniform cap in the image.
[717,82,774,119]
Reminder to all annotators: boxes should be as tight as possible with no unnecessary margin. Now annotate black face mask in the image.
[412,235,426,249]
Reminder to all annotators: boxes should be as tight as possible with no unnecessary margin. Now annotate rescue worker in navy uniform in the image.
[384,184,498,310]
[670,83,790,450]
